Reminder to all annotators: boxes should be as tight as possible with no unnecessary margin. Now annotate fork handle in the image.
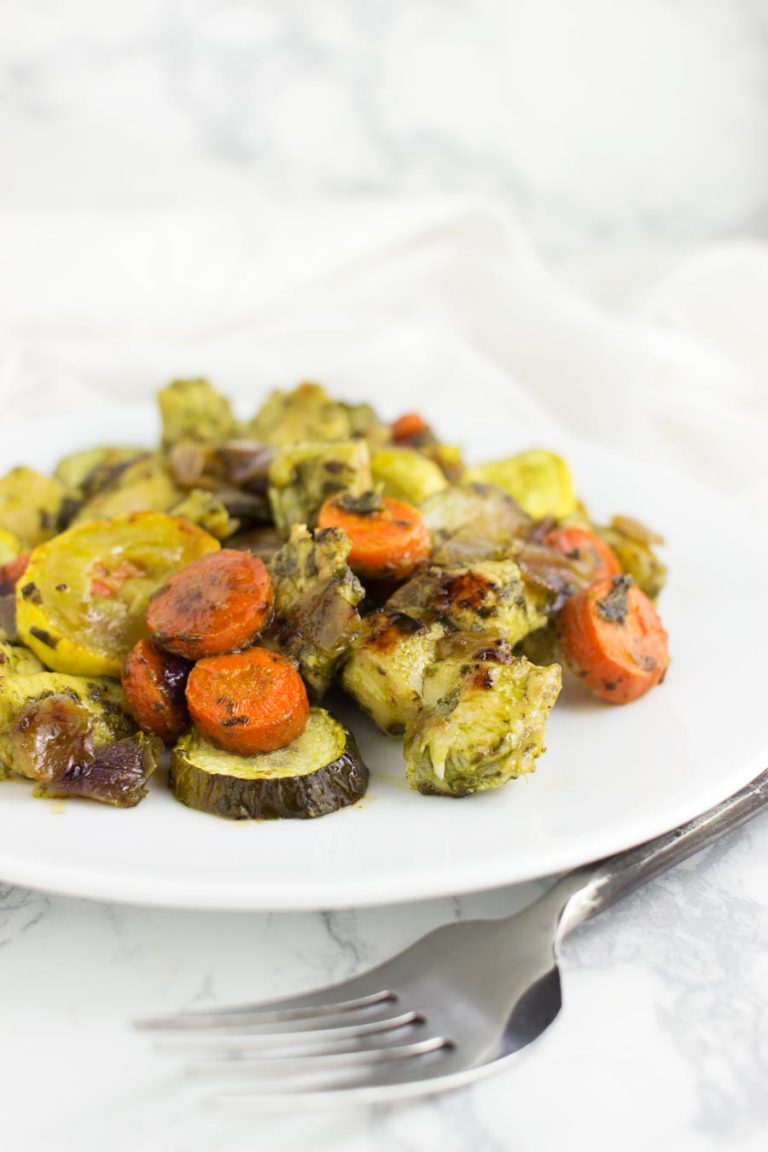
[554,766,768,936]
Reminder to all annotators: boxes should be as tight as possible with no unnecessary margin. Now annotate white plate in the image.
[0,398,766,911]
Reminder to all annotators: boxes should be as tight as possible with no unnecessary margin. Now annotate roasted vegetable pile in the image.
[0,378,669,815]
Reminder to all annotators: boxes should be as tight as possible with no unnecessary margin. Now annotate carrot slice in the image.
[559,575,669,704]
[121,639,191,743]
[147,549,273,660]
[391,412,430,443]
[317,492,431,580]
[544,525,621,583]
[186,647,308,754]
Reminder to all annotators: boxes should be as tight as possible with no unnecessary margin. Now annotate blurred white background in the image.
[3,0,767,266]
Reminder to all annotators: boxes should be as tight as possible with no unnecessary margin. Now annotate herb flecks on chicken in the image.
[267,525,365,700]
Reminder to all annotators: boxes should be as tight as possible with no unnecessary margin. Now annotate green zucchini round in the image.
[170,708,368,820]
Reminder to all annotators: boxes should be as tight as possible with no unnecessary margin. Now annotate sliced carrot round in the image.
[317,492,431,580]
[544,525,622,583]
[391,412,430,443]
[148,549,273,660]
[559,575,669,704]
[121,639,191,743]
[186,647,308,754]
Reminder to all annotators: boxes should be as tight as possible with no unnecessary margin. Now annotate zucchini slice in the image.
[170,708,368,820]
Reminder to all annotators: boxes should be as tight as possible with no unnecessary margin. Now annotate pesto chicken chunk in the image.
[421,482,529,564]
[267,439,373,536]
[168,489,239,540]
[158,378,238,448]
[388,558,548,647]
[248,382,388,448]
[267,524,365,699]
[249,382,357,446]
[340,610,447,735]
[404,651,562,797]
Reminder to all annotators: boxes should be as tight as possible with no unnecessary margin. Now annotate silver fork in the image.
[136,767,768,1107]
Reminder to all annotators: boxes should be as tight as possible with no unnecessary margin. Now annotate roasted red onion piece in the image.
[609,514,665,547]
[517,542,593,617]
[213,441,274,490]
[227,525,284,564]
[435,631,517,664]
[0,551,30,641]
[169,440,274,524]
[10,693,159,807]
[168,441,208,488]
[170,440,273,491]
[50,736,159,807]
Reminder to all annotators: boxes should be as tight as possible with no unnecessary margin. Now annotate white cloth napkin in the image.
[0,201,766,522]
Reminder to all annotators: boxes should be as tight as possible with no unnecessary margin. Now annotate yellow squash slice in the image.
[0,467,66,547]
[0,527,21,567]
[464,450,576,520]
[370,447,448,505]
[17,512,220,676]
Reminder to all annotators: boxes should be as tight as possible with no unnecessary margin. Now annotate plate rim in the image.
[0,749,765,910]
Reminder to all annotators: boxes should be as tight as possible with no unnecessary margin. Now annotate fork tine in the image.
[152,1010,425,1054]
[135,989,395,1032]
[208,1044,465,1106]
[188,1036,452,1077]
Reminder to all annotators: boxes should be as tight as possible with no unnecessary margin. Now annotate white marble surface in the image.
[3,818,768,1152]
[2,3,768,1150]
